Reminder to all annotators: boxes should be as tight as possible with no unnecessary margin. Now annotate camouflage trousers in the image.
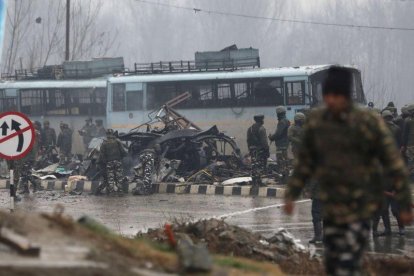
[276,148,289,176]
[99,160,123,194]
[141,153,155,194]
[250,148,267,186]
[324,220,370,276]
[18,161,40,193]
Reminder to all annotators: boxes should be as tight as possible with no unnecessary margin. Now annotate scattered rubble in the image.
[142,218,414,275]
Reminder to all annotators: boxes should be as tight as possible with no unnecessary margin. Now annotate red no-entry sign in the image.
[0,112,35,160]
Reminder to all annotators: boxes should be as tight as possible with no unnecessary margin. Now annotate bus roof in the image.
[0,79,107,90]
[109,64,358,84]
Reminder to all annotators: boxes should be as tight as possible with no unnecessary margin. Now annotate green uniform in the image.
[18,130,41,193]
[57,127,73,164]
[247,122,269,186]
[269,115,290,176]
[42,127,57,148]
[286,105,412,275]
[80,123,96,149]
[288,124,304,159]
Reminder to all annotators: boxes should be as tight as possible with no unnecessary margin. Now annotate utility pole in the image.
[65,0,70,61]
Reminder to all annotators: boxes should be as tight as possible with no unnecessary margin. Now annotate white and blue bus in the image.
[106,64,366,152]
[0,64,366,153]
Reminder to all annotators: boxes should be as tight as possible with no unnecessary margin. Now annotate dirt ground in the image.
[0,209,284,276]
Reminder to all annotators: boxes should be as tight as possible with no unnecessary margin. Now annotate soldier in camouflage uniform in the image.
[284,67,413,275]
[96,129,127,195]
[132,144,161,196]
[288,112,306,160]
[394,105,409,132]
[79,118,96,152]
[372,110,405,237]
[42,121,57,149]
[269,106,291,177]
[57,123,73,164]
[18,128,41,194]
[247,115,270,187]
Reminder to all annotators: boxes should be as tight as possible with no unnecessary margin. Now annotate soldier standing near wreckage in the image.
[132,144,161,196]
[79,118,96,151]
[288,112,306,159]
[18,126,41,194]
[96,129,126,195]
[247,115,269,187]
[402,104,414,179]
[95,119,106,137]
[284,66,413,275]
[269,106,290,177]
[57,123,73,164]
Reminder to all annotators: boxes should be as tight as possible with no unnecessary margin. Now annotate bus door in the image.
[283,77,308,119]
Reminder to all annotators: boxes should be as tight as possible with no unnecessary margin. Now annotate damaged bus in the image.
[106,64,366,152]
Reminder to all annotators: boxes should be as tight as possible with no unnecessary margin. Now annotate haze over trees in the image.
[2,0,414,107]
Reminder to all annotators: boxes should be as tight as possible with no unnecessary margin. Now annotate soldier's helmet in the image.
[387,102,395,108]
[294,112,306,122]
[106,128,115,137]
[407,104,414,116]
[276,106,287,114]
[401,105,409,116]
[368,102,374,108]
[254,114,264,122]
[382,110,393,119]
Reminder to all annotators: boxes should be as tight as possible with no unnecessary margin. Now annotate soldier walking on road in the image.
[57,123,73,165]
[288,112,306,160]
[269,106,290,177]
[284,66,413,275]
[96,129,127,195]
[247,115,270,187]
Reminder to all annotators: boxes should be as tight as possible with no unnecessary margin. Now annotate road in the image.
[0,190,412,255]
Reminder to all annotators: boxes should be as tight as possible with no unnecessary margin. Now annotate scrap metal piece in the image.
[0,228,40,256]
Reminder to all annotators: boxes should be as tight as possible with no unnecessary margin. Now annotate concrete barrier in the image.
[0,180,286,198]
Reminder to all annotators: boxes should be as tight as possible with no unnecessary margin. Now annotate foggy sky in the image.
[6,0,414,108]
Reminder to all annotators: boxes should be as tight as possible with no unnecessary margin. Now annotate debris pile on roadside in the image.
[142,218,322,274]
[142,218,414,275]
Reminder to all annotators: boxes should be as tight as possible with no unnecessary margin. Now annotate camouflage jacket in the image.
[98,137,126,164]
[269,117,290,149]
[57,128,73,152]
[286,105,412,224]
[42,127,57,148]
[247,123,269,152]
[288,124,304,151]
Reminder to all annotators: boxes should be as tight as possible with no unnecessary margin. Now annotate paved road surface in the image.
[0,191,412,255]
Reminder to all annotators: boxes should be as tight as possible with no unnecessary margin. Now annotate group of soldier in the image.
[247,106,306,187]
[11,118,106,195]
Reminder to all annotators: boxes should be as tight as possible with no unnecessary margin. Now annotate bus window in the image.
[147,83,178,110]
[285,81,305,105]
[252,78,283,106]
[126,90,143,111]
[112,84,126,111]
[20,90,44,115]
[0,90,18,112]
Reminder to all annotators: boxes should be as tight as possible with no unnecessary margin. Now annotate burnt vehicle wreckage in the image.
[83,93,248,185]
[28,92,287,188]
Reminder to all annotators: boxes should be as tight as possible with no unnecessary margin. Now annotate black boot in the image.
[309,221,323,244]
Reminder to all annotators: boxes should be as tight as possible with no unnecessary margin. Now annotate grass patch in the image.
[215,256,262,272]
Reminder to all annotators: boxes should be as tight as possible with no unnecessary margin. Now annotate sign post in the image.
[0,112,35,212]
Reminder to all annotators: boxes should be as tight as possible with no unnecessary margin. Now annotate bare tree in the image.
[3,0,32,73]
